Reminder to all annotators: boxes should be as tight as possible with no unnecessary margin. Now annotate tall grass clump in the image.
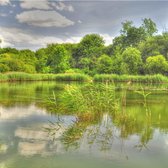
[0,72,90,82]
[0,73,8,82]
[93,74,168,83]
[58,83,119,121]
[53,73,91,82]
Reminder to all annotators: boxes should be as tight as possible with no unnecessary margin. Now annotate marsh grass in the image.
[1,72,168,84]
[59,83,119,119]
[134,87,152,117]
[0,72,90,82]
[45,83,157,148]
[54,73,91,82]
[93,74,168,83]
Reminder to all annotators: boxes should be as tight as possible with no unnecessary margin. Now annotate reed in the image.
[0,72,90,82]
[93,74,168,83]
[59,83,120,118]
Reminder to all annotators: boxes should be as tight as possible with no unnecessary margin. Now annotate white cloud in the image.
[16,10,74,27]
[0,34,13,48]
[20,0,51,10]
[0,0,10,6]
[0,26,81,49]
[0,27,61,48]
[0,27,113,50]
[51,2,74,12]
[20,0,74,12]
[100,33,113,46]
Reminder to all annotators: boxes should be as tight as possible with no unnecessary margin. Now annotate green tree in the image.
[142,18,158,37]
[145,55,168,74]
[47,45,70,73]
[0,47,19,55]
[96,54,113,74]
[138,36,160,61]
[115,20,146,48]
[18,49,37,67]
[113,18,157,51]
[78,57,91,74]
[139,33,168,60]
[122,47,142,74]
[111,47,125,74]
[120,21,133,35]
[0,63,9,72]
[35,48,48,73]
[0,52,36,73]
[73,34,105,66]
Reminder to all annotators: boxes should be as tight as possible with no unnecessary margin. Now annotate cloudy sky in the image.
[0,0,168,50]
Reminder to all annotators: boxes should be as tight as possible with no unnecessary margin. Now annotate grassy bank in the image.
[93,74,168,83]
[0,72,91,82]
[1,72,168,83]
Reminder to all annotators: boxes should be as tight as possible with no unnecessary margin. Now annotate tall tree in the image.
[145,55,168,74]
[35,48,49,73]
[47,45,70,73]
[96,54,113,74]
[122,47,142,74]
[73,34,105,63]
[142,18,158,37]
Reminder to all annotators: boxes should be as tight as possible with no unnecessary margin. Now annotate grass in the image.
[53,73,91,82]
[55,83,120,118]
[1,72,168,83]
[93,74,168,83]
[0,72,91,82]
[45,83,120,147]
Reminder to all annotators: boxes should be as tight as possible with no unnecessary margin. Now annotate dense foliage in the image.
[1,18,168,76]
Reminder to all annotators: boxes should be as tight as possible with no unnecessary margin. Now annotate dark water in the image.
[0,81,168,168]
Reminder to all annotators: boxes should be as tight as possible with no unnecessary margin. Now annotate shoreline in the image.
[0,72,168,84]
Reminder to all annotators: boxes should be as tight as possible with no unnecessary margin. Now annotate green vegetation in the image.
[1,72,168,83]
[93,74,168,83]
[45,83,120,147]
[1,18,168,80]
[1,81,168,152]
[60,83,119,115]
[0,72,90,82]
[43,82,164,149]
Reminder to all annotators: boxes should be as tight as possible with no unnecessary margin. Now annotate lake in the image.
[0,81,168,168]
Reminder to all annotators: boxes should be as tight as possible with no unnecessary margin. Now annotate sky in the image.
[0,0,168,50]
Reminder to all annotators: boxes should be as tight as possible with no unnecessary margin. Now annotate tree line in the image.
[1,18,168,76]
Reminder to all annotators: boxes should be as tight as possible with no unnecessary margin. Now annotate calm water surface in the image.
[0,82,168,168]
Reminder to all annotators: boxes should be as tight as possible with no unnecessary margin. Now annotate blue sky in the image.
[0,0,168,50]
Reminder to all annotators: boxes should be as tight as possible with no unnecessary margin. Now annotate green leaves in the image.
[145,55,168,74]
[122,47,142,75]
[47,45,70,73]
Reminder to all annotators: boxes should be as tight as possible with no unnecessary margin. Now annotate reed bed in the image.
[0,72,91,82]
[93,74,168,83]
[1,72,168,83]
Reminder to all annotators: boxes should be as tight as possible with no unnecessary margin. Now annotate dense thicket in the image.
[1,18,168,75]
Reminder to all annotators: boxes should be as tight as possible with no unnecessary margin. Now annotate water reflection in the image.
[18,142,46,156]
[0,105,47,121]
[15,127,50,141]
[0,82,168,168]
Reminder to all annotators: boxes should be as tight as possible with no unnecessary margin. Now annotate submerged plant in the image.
[135,87,151,107]
[134,86,152,116]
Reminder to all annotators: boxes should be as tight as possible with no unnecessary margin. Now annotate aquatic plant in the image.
[135,87,151,107]
[134,87,152,117]
[93,74,168,83]
[0,72,90,82]
[59,83,120,118]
